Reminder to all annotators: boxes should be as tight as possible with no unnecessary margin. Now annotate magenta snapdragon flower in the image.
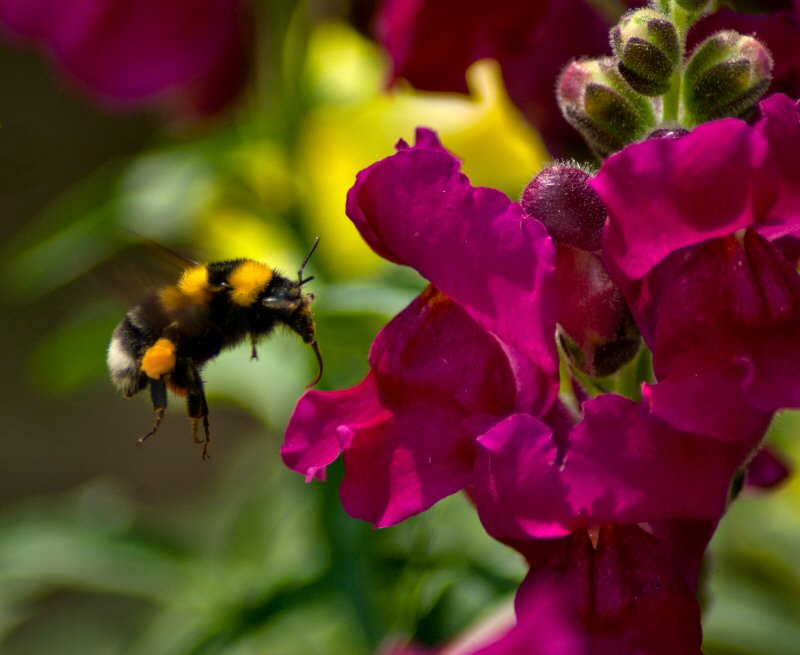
[282,128,560,526]
[0,0,248,115]
[593,94,800,446]
[283,129,746,574]
[286,2,800,651]
[281,123,770,651]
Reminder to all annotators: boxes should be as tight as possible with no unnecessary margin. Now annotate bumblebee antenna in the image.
[306,340,324,387]
[298,237,320,286]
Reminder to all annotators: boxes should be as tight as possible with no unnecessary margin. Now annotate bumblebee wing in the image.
[93,238,200,306]
[138,236,200,269]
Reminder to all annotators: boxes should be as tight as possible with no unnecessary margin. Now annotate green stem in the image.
[662,70,682,123]
[662,3,691,123]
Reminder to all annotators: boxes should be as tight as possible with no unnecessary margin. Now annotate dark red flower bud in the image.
[521,164,607,252]
[556,245,641,378]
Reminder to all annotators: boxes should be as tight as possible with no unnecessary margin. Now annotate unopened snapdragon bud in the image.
[556,246,641,378]
[611,9,680,96]
[521,164,606,252]
[521,165,640,377]
[557,57,656,158]
[683,30,773,123]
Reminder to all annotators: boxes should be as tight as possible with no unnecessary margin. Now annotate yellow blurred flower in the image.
[298,22,550,278]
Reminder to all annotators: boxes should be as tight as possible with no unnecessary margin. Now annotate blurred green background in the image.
[0,2,798,654]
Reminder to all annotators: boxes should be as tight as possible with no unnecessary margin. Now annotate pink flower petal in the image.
[595,118,772,284]
[347,128,559,407]
[474,395,742,541]
[638,232,800,415]
[283,287,525,526]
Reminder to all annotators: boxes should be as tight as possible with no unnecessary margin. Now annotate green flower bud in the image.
[557,57,657,159]
[683,30,773,124]
[611,9,680,96]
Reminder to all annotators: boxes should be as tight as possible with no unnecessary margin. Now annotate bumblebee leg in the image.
[138,379,167,448]
[250,334,259,360]
[186,370,211,459]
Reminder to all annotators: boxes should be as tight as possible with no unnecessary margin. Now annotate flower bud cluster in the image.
[557,0,773,158]
[612,9,680,96]
[683,30,774,122]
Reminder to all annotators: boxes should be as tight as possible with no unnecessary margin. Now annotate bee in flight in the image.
[107,239,322,459]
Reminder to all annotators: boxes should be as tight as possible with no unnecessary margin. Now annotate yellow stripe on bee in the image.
[177,265,211,303]
[141,338,177,379]
[228,260,273,306]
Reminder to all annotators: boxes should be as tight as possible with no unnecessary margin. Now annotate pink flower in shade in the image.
[592,94,800,446]
[374,0,612,154]
[282,128,561,526]
[0,0,249,115]
[514,526,704,655]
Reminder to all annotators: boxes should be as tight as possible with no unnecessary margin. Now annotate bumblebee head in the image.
[259,238,322,386]
[266,281,321,387]
[287,290,316,338]
[287,236,320,341]
[294,237,322,386]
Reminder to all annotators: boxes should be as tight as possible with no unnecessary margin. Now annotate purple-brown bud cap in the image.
[647,127,689,140]
[683,30,773,124]
[521,164,607,252]
[611,9,680,96]
[557,57,657,158]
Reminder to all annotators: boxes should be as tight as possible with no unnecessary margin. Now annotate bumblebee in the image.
[107,239,322,459]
